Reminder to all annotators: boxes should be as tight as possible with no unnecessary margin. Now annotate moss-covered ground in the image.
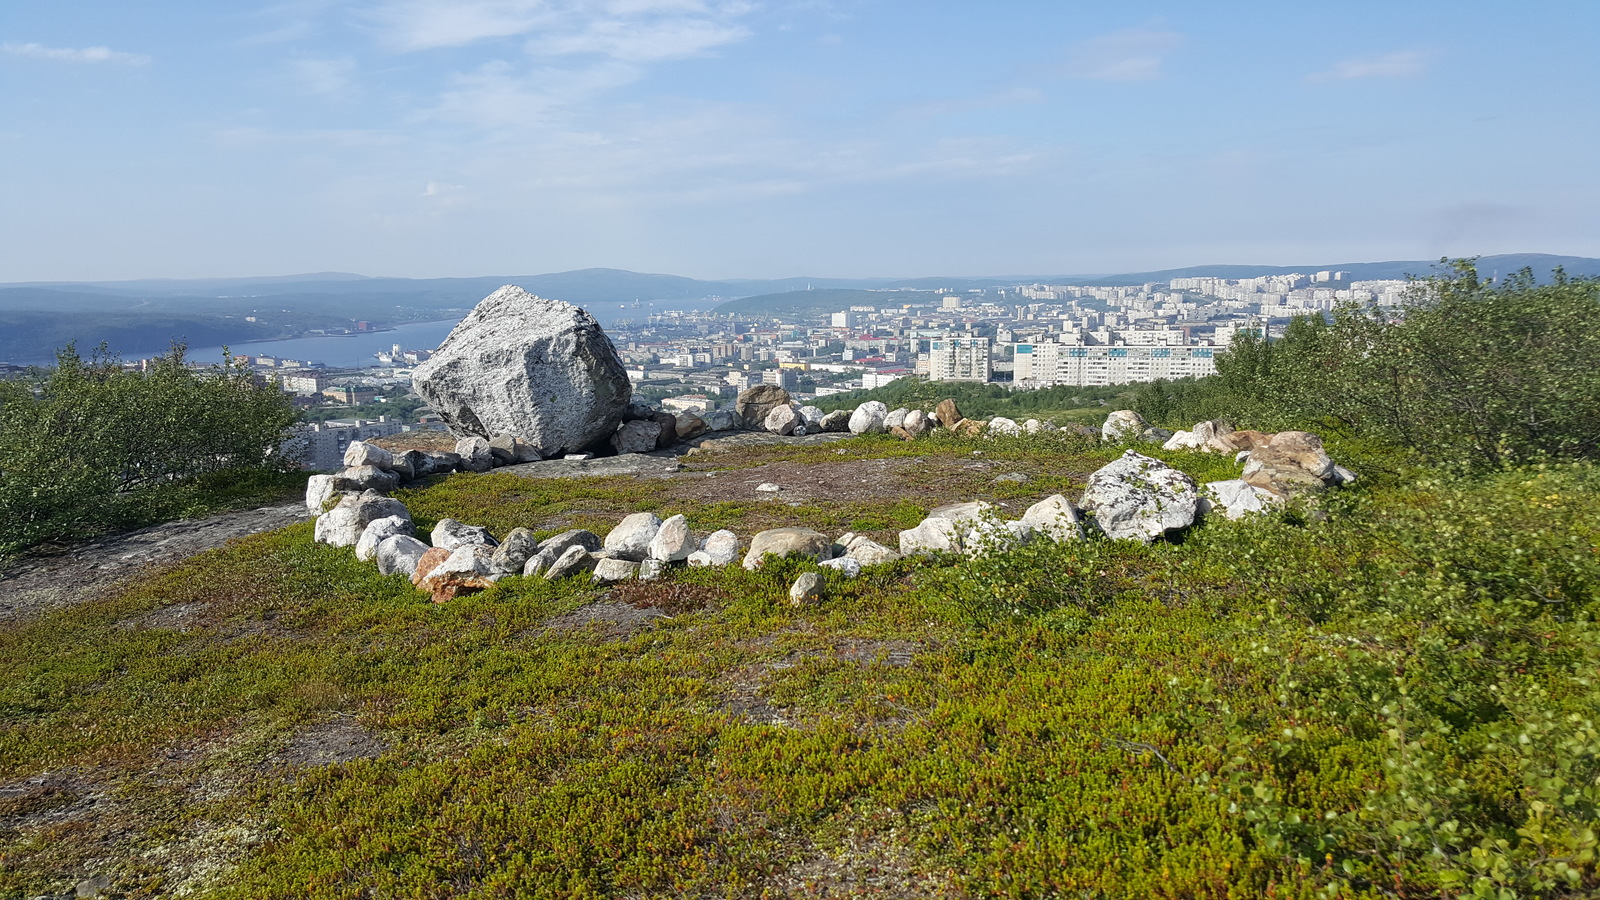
[2,433,1596,898]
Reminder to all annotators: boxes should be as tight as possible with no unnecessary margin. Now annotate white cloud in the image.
[366,0,752,55]
[1,42,150,65]
[1309,50,1429,82]
[289,56,361,98]
[1061,28,1182,82]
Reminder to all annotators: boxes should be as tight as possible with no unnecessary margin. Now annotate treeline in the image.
[1129,262,1600,469]
[0,345,301,554]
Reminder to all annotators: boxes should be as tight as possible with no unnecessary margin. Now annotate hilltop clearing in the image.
[3,426,1596,898]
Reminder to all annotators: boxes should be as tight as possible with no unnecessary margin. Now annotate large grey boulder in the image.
[314,491,411,547]
[798,406,825,431]
[743,527,831,570]
[411,286,632,458]
[543,545,598,580]
[1080,450,1199,541]
[675,412,709,441]
[356,515,414,562]
[736,385,792,430]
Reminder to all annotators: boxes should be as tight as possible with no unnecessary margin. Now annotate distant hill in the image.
[4,254,1594,360]
[1066,253,1600,286]
[714,288,943,317]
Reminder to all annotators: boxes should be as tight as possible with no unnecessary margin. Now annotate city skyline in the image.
[3,1,1598,282]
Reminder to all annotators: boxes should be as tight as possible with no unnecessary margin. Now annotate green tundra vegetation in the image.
[0,263,1597,897]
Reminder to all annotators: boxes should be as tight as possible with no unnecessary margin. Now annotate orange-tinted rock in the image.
[934,398,962,427]
[890,425,915,441]
[411,547,450,587]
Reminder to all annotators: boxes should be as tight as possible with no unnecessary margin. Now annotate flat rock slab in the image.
[0,503,310,627]
[499,453,683,480]
[688,431,852,452]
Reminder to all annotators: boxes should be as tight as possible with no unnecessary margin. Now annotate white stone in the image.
[902,409,931,437]
[1101,409,1151,443]
[604,512,663,561]
[314,491,410,547]
[305,474,343,514]
[789,571,825,606]
[648,514,694,562]
[376,534,429,577]
[343,440,394,471]
[698,530,740,566]
[843,535,901,566]
[743,527,831,570]
[755,482,781,493]
[432,518,497,552]
[925,500,994,528]
[848,400,888,435]
[1079,450,1199,542]
[592,557,640,583]
[1202,479,1281,520]
[884,408,909,430]
[819,556,862,579]
[1163,430,1205,451]
[798,405,825,431]
[1021,494,1085,542]
[898,517,963,555]
[356,515,413,562]
[764,404,801,436]
[987,417,1022,436]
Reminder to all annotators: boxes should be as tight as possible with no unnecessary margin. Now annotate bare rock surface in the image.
[0,503,309,626]
[499,453,683,480]
[411,286,633,457]
[1080,450,1199,542]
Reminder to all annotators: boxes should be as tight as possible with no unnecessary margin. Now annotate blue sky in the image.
[3,1,1597,281]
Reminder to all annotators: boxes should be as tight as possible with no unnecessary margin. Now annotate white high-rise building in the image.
[1012,341,1217,386]
[929,336,991,382]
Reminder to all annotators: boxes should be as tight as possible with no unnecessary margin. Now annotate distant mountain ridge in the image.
[3,255,1594,362]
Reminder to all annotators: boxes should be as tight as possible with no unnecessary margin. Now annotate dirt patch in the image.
[271,716,387,769]
[665,455,1067,509]
[764,831,959,898]
[369,431,460,453]
[545,600,672,638]
[0,503,309,628]
[716,637,923,727]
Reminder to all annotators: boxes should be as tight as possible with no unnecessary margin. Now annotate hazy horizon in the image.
[4,2,1597,282]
